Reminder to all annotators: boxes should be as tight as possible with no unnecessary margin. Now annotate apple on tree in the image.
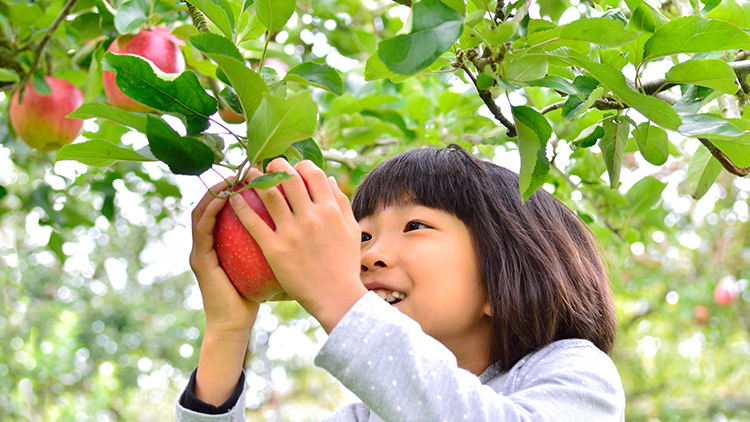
[103,27,186,112]
[218,106,246,125]
[714,279,738,306]
[693,305,709,325]
[9,76,84,152]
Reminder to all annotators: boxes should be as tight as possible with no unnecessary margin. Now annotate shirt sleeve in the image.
[174,368,247,422]
[314,291,625,422]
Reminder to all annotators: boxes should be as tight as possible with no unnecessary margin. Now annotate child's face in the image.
[358,204,492,367]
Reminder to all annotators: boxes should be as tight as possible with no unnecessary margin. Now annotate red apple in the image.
[214,184,290,302]
[218,107,245,124]
[10,76,84,152]
[103,27,186,112]
[714,279,738,306]
[693,305,709,324]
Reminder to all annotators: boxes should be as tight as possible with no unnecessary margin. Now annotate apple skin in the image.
[214,184,291,302]
[103,27,186,112]
[714,280,737,306]
[693,305,709,325]
[218,107,245,124]
[10,76,84,152]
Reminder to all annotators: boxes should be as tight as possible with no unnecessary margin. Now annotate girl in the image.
[176,144,625,421]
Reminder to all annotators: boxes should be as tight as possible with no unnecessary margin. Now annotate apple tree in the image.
[1,0,750,420]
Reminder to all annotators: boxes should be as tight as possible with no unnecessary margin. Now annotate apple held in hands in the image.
[103,27,186,112]
[10,76,84,152]
[214,184,291,302]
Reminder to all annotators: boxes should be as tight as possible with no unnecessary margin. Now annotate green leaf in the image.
[378,0,464,75]
[102,53,217,135]
[85,48,105,103]
[687,146,723,199]
[710,137,750,167]
[678,113,750,139]
[626,4,658,33]
[146,115,215,175]
[643,15,750,62]
[290,139,325,168]
[560,18,639,47]
[562,75,600,120]
[55,140,157,167]
[188,0,235,38]
[68,103,148,133]
[246,91,319,163]
[285,62,344,96]
[506,56,548,82]
[191,33,268,120]
[0,68,19,83]
[360,109,416,138]
[512,106,552,202]
[572,125,605,148]
[566,54,681,130]
[114,0,150,34]
[525,75,578,95]
[706,0,750,29]
[665,59,739,94]
[255,0,295,33]
[246,172,293,190]
[600,116,631,188]
[632,122,669,165]
[0,185,6,201]
[626,176,667,215]
[193,133,225,164]
[476,73,495,90]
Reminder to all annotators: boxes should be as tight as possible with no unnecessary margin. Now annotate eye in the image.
[361,232,372,242]
[405,220,429,232]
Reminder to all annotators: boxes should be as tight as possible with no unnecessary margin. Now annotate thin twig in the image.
[460,64,517,137]
[9,0,80,96]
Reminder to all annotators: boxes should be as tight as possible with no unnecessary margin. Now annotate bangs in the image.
[351,146,486,221]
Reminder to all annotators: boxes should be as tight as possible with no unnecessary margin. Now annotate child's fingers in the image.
[294,160,335,204]
[328,176,360,237]
[229,192,277,249]
[191,178,231,228]
[266,158,312,213]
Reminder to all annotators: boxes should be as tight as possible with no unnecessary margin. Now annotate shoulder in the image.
[505,339,624,402]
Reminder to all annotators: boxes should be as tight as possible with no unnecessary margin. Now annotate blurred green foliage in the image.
[1,0,750,421]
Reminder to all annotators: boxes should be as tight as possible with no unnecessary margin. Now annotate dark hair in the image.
[351,144,617,371]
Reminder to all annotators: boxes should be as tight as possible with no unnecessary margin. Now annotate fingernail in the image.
[230,194,243,204]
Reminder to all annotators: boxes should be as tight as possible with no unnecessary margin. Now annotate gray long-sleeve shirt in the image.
[175,291,626,421]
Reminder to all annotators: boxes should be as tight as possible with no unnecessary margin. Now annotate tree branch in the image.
[460,64,517,137]
[5,0,80,95]
[184,1,210,33]
[391,0,412,6]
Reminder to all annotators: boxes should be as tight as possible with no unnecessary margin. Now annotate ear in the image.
[483,302,492,317]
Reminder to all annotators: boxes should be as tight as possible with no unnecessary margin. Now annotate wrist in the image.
[310,283,368,334]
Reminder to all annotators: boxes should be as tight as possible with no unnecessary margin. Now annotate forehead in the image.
[357,204,461,226]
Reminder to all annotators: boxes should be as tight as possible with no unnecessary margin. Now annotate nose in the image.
[360,243,392,273]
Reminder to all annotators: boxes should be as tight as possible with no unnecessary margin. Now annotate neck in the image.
[445,319,493,376]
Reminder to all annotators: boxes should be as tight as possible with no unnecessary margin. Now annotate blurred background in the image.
[1,0,749,421]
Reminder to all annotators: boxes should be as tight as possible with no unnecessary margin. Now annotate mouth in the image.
[371,288,406,305]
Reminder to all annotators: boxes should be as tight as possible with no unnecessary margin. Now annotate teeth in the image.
[371,288,406,303]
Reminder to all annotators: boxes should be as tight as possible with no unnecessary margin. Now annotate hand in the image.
[229,159,367,332]
[190,179,260,335]
[190,179,261,406]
